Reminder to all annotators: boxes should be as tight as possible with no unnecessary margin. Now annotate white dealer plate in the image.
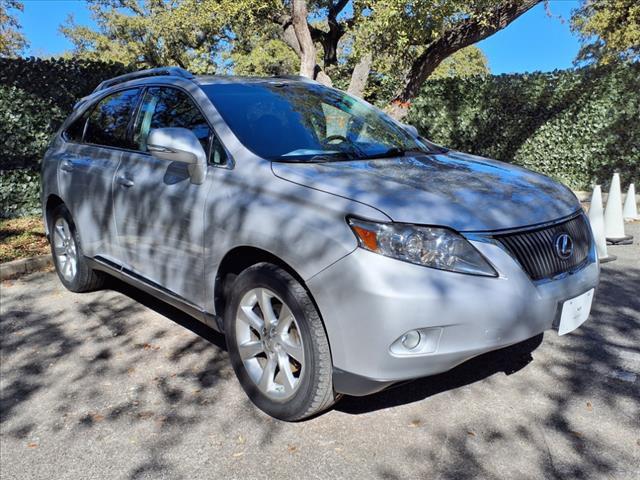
[558,288,594,335]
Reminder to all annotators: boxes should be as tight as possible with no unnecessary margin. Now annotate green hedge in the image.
[0,57,132,217]
[0,57,131,170]
[0,168,40,218]
[1,58,639,218]
[408,63,640,190]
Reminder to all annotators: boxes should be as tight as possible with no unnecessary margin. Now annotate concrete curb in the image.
[0,255,53,281]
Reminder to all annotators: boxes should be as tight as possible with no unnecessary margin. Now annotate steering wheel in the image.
[323,134,348,144]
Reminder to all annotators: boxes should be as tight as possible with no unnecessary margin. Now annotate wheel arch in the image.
[214,246,312,317]
[44,194,65,236]
[213,246,333,354]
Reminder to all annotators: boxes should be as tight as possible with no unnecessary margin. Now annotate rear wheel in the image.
[225,263,337,421]
[49,204,104,292]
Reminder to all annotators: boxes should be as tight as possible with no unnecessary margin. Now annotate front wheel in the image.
[49,204,104,292]
[225,263,337,421]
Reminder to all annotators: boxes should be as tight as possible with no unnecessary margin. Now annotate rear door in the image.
[57,88,141,263]
[112,86,227,307]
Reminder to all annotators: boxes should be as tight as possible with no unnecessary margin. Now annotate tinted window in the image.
[84,89,140,148]
[202,83,428,161]
[64,110,90,143]
[133,87,225,164]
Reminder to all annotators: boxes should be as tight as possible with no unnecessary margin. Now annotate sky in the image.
[18,0,582,74]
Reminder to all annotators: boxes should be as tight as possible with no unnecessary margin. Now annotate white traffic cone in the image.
[588,185,615,263]
[623,183,639,221]
[604,173,633,244]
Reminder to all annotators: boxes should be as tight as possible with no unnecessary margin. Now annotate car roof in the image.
[73,72,316,111]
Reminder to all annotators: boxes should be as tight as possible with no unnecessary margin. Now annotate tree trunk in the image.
[389,0,542,119]
[291,0,317,79]
[316,69,333,87]
[347,53,372,98]
[281,22,302,57]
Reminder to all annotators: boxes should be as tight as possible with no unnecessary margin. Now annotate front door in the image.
[113,86,225,307]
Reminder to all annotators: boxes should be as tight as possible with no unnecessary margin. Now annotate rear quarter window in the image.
[83,89,141,149]
[63,110,90,143]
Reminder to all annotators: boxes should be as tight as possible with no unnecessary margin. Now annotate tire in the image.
[224,263,337,421]
[49,204,105,293]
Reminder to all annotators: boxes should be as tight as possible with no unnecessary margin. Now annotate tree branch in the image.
[321,0,348,66]
[275,1,347,70]
[392,0,542,113]
[329,0,350,19]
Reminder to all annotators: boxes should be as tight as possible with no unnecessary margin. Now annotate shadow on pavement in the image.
[107,277,227,353]
[338,333,544,415]
[1,260,638,479]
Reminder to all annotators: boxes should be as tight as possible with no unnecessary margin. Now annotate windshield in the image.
[202,81,430,161]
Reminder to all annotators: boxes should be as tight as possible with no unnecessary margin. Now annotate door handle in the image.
[116,175,135,188]
[60,160,74,172]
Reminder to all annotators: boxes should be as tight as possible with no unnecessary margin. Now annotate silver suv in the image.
[41,67,599,420]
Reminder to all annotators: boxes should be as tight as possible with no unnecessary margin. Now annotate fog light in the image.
[401,330,421,350]
[390,327,442,356]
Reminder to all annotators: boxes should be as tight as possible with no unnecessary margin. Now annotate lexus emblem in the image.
[554,233,574,259]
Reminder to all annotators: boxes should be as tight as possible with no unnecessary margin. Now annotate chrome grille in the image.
[494,214,592,281]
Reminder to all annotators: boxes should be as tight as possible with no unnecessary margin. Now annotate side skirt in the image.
[87,256,223,332]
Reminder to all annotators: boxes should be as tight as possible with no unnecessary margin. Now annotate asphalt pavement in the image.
[1,223,639,479]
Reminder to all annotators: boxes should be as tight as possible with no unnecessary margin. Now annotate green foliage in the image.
[364,46,489,107]
[2,58,638,218]
[61,0,276,72]
[352,0,496,58]
[429,46,489,80]
[227,29,300,76]
[0,85,65,169]
[572,0,640,65]
[0,56,131,110]
[0,0,27,57]
[0,57,132,217]
[407,63,640,189]
[0,168,40,218]
[350,1,502,76]
[58,0,505,101]
[0,56,131,169]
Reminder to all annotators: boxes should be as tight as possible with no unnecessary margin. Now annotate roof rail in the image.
[93,67,195,92]
[272,75,316,83]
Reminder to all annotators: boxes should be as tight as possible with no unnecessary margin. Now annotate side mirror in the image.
[147,127,207,184]
[403,124,419,137]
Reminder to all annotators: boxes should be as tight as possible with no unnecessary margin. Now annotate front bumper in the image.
[307,236,599,396]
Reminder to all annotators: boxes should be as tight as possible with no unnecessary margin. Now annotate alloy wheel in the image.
[235,287,305,401]
[52,217,78,281]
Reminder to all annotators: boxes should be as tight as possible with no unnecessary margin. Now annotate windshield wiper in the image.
[360,147,427,160]
[370,147,405,159]
[306,152,356,163]
[273,151,357,163]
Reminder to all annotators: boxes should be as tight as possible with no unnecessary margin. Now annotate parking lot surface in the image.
[1,222,639,479]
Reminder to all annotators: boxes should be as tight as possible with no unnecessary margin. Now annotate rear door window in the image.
[84,88,141,149]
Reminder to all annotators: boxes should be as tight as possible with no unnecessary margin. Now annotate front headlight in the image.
[348,218,497,277]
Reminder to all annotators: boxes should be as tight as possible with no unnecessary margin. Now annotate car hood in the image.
[272,151,580,232]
